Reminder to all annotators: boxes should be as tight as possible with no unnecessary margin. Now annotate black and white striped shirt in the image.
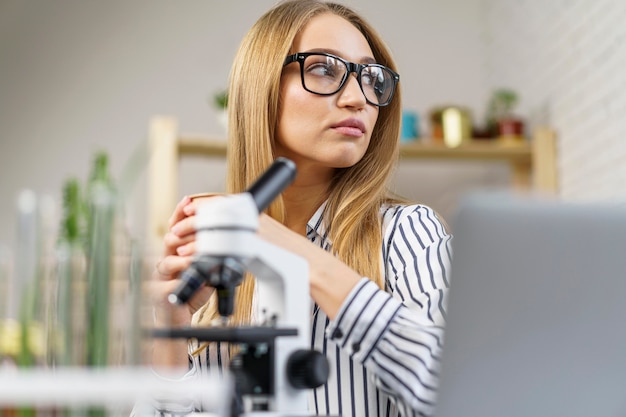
[153,202,452,417]
[310,203,452,417]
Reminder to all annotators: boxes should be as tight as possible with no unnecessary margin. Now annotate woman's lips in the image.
[334,126,364,137]
[332,118,366,137]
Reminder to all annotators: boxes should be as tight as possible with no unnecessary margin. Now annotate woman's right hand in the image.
[151,196,215,328]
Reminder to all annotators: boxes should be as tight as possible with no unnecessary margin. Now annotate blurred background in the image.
[1,0,625,250]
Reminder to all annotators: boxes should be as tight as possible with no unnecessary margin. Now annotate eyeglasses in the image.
[283,52,400,107]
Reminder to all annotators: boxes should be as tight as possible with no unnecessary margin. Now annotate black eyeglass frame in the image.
[283,52,400,107]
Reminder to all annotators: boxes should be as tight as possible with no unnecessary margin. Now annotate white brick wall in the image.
[484,0,626,201]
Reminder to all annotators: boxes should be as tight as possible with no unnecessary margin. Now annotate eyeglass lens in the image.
[301,54,395,106]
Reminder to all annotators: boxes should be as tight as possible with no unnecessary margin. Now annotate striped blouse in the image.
[151,202,452,417]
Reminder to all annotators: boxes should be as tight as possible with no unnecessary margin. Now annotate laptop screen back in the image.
[434,193,626,417]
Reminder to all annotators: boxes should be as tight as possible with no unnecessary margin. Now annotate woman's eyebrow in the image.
[302,48,377,64]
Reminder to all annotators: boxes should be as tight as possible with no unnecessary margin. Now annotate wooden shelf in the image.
[179,136,228,157]
[178,136,533,162]
[147,116,557,253]
[398,139,531,162]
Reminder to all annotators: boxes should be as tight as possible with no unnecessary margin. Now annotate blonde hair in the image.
[194,0,403,330]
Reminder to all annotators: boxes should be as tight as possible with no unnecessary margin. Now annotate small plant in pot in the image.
[485,88,525,140]
[212,89,229,133]
[213,90,228,110]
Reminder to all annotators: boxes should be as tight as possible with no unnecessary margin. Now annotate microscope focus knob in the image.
[286,349,329,389]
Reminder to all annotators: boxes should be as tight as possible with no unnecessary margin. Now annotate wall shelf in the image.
[178,136,531,161]
[398,140,531,161]
[147,116,557,252]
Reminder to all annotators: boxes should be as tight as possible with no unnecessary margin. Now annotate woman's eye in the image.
[361,67,382,86]
[307,62,339,78]
[361,72,374,86]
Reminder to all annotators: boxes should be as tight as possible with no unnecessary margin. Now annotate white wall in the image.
[483,0,626,202]
[1,0,500,248]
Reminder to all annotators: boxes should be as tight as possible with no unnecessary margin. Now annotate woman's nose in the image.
[336,73,367,108]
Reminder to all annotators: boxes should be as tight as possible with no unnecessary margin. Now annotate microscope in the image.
[153,158,329,416]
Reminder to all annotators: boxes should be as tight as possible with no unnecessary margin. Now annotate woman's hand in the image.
[257,214,361,320]
[156,195,361,322]
[151,196,215,328]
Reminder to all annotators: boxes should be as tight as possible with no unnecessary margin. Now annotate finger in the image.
[163,231,196,256]
[167,196,192,229]
[176,241,196,257]
[170,215,197,238]
[183,194,226,217]
[154,255,193,281]
[182,201,196,216]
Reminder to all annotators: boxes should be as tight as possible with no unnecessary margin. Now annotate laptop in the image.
[434,192,626,417]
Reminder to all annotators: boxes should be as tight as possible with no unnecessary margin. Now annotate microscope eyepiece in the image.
[246,157,296,212]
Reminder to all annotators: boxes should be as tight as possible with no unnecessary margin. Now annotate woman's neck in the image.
[282,180,329,236]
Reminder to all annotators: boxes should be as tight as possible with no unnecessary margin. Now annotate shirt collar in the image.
[306,200,330,243]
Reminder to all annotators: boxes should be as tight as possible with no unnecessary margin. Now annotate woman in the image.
[152,1,452,416]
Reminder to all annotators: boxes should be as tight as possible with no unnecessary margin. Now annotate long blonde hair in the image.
[194,0,403,329]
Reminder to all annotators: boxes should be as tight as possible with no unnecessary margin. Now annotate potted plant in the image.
[212,90,229,133]
[485,88,524,140]
[213,90,228,110]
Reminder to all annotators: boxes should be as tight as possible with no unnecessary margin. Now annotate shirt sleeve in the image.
[325,204,452,416]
